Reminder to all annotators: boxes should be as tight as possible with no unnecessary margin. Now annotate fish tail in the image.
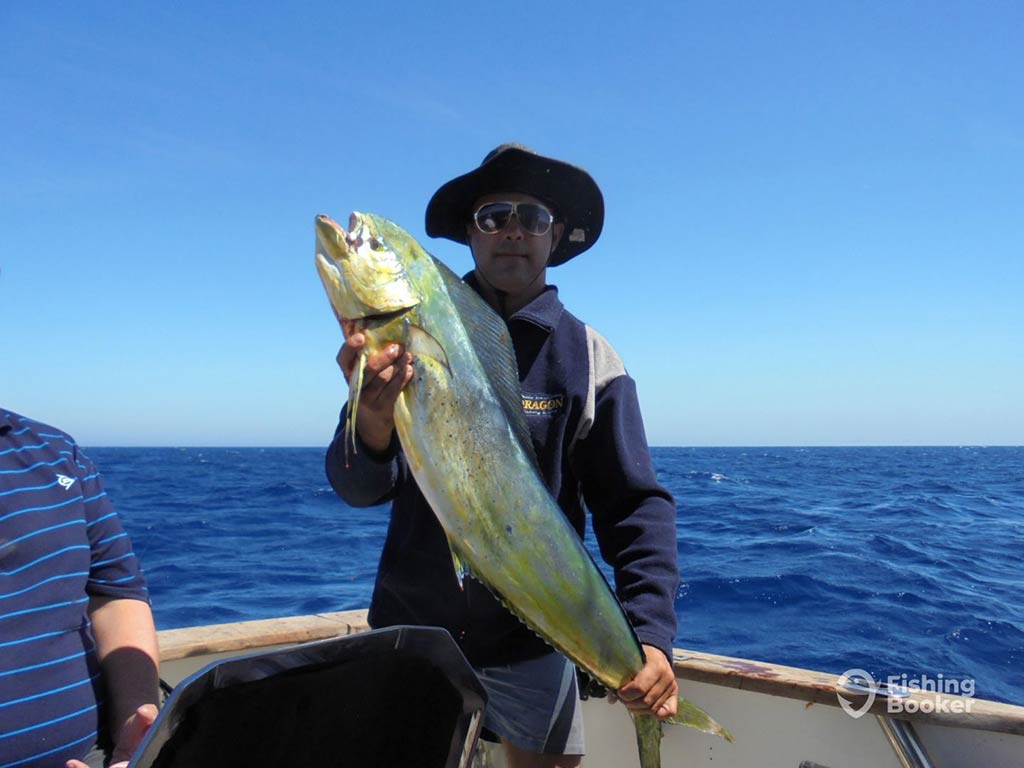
[634,698,734,766]
[633,713,662,768]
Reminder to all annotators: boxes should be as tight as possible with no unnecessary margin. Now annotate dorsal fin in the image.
[433,257,538,467]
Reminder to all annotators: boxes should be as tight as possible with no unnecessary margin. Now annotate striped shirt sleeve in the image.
[73,445,149,603]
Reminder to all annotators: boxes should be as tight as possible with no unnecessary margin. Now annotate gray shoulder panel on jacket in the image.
[570,326,627,451]
[588,326,627,391]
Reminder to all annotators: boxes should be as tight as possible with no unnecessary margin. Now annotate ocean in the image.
[87,445,1024,706]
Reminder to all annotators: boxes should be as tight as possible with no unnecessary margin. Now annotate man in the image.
[325,144,679,768]
[0,409,159,768]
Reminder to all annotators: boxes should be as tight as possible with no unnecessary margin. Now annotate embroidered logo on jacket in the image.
[522,394,565,416]
[56,474,76,490]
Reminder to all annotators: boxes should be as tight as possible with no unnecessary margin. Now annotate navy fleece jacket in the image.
[325,277,679,666]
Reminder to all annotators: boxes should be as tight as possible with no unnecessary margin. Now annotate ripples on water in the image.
[90,446,1023,705]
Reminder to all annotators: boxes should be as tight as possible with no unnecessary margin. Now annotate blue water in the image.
[88,446,1024,706]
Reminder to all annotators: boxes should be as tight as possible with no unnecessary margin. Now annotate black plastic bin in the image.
[130,626,487,768]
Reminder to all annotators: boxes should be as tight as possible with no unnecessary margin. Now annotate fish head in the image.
[315,212,419,324]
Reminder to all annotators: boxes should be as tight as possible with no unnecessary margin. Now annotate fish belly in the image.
[394,350,642,689]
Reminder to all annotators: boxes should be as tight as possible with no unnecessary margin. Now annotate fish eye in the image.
[369,237,385,251]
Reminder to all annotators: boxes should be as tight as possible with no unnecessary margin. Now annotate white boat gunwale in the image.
[155,609,1024,737]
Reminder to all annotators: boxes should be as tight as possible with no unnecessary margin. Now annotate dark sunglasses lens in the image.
[518,204,553,235]
[476,203,514,233]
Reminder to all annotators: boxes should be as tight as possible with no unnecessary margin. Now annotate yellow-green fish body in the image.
[315,211,731,766]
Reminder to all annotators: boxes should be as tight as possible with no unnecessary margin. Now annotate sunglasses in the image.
[472,201,555,237]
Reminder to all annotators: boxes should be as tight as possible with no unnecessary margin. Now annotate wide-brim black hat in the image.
[425,143,604,266]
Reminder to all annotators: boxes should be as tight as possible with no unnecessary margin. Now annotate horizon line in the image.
[85,443,1024,450]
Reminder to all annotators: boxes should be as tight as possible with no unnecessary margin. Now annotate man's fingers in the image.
[364,344,404,376]
[381,354,414,396]
[339,339,404,389]
[336,334,366,378]
[629,677,675,714]
[617,646,679,720]
[359,346,408,396]
[621,675,669,706]
[616,682,643,702]
[657,693,678,718]
[621,682,676,718]
[364,353,412,408]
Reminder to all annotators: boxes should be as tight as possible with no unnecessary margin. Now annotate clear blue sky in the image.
[2,2,1021,447]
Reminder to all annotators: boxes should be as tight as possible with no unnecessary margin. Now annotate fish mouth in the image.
[314,214,360,321]
[315,211,388,274]
[315,213,365,256]
[315,211,395,273]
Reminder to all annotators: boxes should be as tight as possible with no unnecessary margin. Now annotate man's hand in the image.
[338,331,413,453]
[615,644,679,719]
[65,703,158,768]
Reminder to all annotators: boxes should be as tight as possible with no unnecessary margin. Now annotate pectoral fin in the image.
[404,321,450,375]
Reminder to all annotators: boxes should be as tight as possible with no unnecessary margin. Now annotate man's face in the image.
[466,192,564,299]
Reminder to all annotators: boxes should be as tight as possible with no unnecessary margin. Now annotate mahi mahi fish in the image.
[315,211,732,766]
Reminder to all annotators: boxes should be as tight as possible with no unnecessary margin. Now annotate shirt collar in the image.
[462,272,564,332]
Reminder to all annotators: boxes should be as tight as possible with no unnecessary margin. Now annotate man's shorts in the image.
[474,652,585,755]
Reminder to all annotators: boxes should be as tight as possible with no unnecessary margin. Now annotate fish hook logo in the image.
[56,474,76,491]
[837,668,877,718]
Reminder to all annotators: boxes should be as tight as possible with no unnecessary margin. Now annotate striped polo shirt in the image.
[1,409,148,768]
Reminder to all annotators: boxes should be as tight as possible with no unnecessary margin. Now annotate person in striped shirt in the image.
[1,409,159,768]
